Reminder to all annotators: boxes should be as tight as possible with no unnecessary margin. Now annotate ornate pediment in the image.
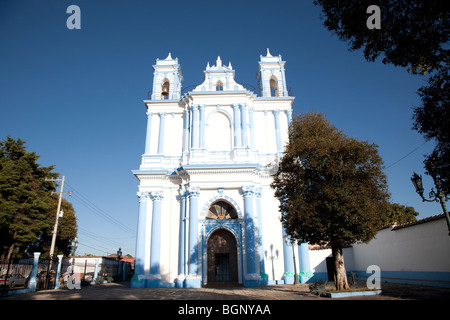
[193,56,245,92]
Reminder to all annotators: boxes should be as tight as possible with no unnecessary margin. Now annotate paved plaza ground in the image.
[2,280,450,300]
[2,281,448,318]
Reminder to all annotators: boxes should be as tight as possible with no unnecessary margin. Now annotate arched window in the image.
[270,77,278,97]
[161,80,170,100]
[216,80,223,91]
[206,201,238,220]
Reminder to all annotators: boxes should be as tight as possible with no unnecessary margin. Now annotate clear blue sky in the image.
[0,1,443,257]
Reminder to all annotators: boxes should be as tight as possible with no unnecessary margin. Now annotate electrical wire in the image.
[385,141,428,170]
[65,182,135,235]
[77,228,134,253]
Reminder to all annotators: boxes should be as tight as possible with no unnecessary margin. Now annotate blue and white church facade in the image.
[131,50,312,288]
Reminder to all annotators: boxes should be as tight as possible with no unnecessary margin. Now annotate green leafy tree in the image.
[0,136,77,261]
[384,203,418,225]
[25,197,77,259]
[314,0,450,194]
[271,112,390,290]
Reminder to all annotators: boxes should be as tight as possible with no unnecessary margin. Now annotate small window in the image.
[216,80,223,91]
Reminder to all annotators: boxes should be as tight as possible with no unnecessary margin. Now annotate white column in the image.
[232,104,241,148]
[199,105,206,148]
[240,104,248,148]
[249,107,255,149]
[132,192,149,288]
[191,105,199,149]
[157,112,166,154]
[144,111,153,154]
[182,107,189,153]
[273,109,282,153]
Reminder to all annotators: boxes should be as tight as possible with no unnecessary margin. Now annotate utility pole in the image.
[45,176,71,288]
[49,175,65,260]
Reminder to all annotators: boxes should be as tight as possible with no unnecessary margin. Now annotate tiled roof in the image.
[391,213,446,230]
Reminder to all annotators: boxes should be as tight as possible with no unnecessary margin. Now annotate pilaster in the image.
[240,104,248,148]
[182,107,190,154]
[147,191,164,287]
[242,186,261,286]
[273,109,282,153]
[199,104,206,149]
[157,112,166,155]
[248,107,255,149]
[176,189,187,288]
[131,192,149,288]
[232,104,241,148]
[255,188,267,283]
[144,111,153,154]
[285,109,292,126]
[191,105,199,149]
[185,187,202,288]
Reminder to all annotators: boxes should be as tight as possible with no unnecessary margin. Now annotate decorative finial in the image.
[206,61,210,69]
[216,56,222,66]
[266,48,273,57]
[165,52,173,60]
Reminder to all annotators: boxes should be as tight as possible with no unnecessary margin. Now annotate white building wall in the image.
[309,249,332,276]
[149,116,159,155]
[259,185,285,280]
[165,113,183,156]
[351,217,450,273]
[307,216,450,287]
[160,187,181,283]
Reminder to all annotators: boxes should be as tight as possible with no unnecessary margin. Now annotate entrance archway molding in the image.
[200,193,243,219]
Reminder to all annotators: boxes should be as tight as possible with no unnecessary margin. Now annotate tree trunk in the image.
[6,243,15,263]
[6,231,17,262]
[331,244,349,291]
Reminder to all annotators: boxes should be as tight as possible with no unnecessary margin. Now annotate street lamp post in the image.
[264,244,279,281]
[284,236,299,285]
[411,172,450,235]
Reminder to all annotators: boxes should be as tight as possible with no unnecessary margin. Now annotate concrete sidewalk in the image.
[2,281,450,300]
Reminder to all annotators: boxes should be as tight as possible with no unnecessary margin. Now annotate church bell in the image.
[161,85,169,96]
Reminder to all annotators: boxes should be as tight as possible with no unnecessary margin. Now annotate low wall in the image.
[308,214,450,288]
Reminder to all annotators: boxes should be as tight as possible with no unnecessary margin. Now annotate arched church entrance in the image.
[205,200,239,285]
[207,228,238,284]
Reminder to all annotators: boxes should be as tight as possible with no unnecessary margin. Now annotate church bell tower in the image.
[257,48,288,98]
[151,53,183,100]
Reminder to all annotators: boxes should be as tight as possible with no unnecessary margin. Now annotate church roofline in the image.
[254,96,295,101]
[182,162,264,170]
[182,89,257,99]
[133,162,273,177]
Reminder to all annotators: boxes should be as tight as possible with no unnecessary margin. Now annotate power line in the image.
[385,141,428,170]
[65,182,135,234]
[0,210,134,254]
[77,228,135,253]
[76,241,111,255]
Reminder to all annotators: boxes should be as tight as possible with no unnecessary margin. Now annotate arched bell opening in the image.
[216,80,224,91]
[269,76,279,97]
[161,79,170,99]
